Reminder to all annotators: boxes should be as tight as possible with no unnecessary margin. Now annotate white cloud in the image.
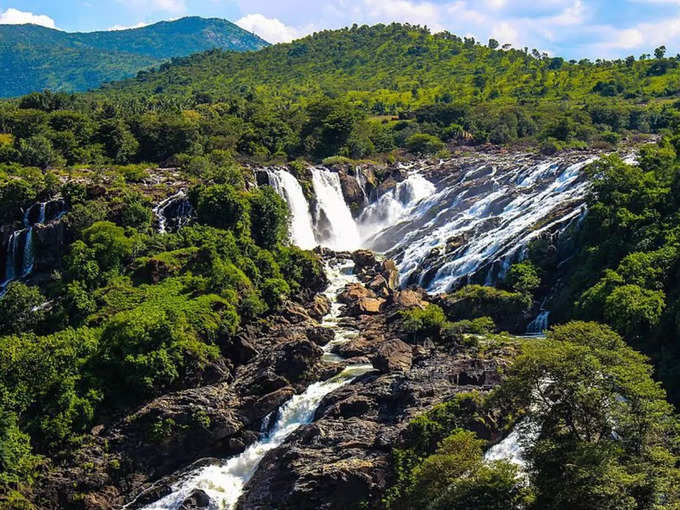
[236,14,302,43]
[107,21,149,31]
[0,8,57,28]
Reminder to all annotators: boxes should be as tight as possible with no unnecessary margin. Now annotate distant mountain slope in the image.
[0,17,269,97]
[96,23,680,110]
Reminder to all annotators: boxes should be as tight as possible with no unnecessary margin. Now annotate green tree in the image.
[249,186,289,249]
[0,282,45,335]
[497,322,680,510]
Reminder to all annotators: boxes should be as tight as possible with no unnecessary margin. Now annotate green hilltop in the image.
[0,17,269,98]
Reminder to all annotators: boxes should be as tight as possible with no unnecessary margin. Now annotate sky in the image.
[1,0,679,59]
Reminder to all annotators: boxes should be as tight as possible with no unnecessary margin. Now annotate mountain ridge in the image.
[0,17,269,97]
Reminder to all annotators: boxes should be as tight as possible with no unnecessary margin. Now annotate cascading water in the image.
[358,172,435,241]
[362,157,595,293]
[264,169,317,249]
[153,191,193,234]
[137,259,374,510]
[526,310,550,335]
[311,168,361,251]
[1,200,65,295]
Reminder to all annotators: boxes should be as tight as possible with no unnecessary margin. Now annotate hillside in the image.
[99,23,680,109]
[0,17,269,97]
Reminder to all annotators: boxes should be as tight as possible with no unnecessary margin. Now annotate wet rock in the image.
[380,260,399,290]
[352,250,377,270]
[180,489,211,509]
[372,339,412,373]
[34,221,66,272]
[306,326,335,346]
[308,294,331,321]
[366,275,390,297]
[338,172,365,211]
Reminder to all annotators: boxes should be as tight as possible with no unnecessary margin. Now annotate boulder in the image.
[392,290,427,310]
[306,326,335,346]
[372,339,412,373]
[338,172,365,210]
[180,489,211,509]
[338,283,375,304]
[352,250,377,270]
[366,275,390,297]
[308,294,331,321]
[380,260,399,290]
[355,297,385,315]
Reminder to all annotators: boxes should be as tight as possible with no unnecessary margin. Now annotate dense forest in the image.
[0,17,268,98]
[3,21,680,510]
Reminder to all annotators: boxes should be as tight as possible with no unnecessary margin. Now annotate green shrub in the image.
[400,304,447,341]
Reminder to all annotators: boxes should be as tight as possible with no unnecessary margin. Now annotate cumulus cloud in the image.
[228,0,680,58]
[236,14,302,43]
[0,8,57,28]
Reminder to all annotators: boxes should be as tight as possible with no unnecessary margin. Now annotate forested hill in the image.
[0,17,269,98]
[99,22,680,110]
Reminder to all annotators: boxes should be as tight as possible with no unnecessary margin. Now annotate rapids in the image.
[138,259,374,510]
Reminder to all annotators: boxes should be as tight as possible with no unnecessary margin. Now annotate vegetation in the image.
[0,17,268,97]
[383,322,680,510]
[0,159,324,503]
[0,24,679,171]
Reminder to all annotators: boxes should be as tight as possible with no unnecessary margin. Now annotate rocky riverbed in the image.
[30,248,518,510]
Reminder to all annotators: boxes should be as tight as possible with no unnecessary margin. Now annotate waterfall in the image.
[1,200,65,295]
[153,191,192,234]
[2,231,19,286]
[526,310,550,335]
[358,172,435,241]
[364,157,595,292]
[136,258,374,510]
[264,169,317,249]
[311,168,361,251]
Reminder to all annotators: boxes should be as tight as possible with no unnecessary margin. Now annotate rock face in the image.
[237,348,506,510]
[33,299,329,510]
[233,251,512,510]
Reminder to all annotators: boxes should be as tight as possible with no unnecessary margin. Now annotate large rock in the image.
[308,294,331,321]
[338,283,375,304]
[237,347,509,510]
[355,297,385,315]
[351,250,377,271]
[338,172,365,211]
[372,339,412,372]
[306,326,335,346]
[392,289,427,310]
[180,489,211,509]
[380,260,399,290]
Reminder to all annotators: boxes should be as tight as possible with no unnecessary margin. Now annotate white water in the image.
[139,258,372,510]
[311,168,361,251]
[358,172,435,241]
[1,201,54,293]
[364,157,595,293]
[153,191,192,234]
[140,365,372,510]
[264,170,317,249]
[526,310,550,335]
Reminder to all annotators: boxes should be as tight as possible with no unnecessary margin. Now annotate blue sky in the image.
[1,0,679,59]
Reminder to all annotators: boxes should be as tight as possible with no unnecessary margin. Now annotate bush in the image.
[400,304,447,341]
[505,261,540,296]
[0,282,46,335]
[405,133,446,155]
[250,187,289,249]
[443,285,532,324]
